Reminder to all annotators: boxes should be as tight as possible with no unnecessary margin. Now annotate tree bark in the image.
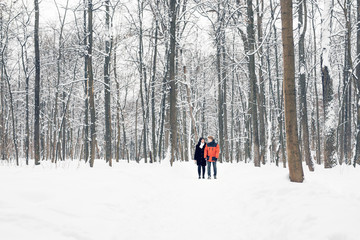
[2,63,19,165]
[354,0,360,167]
[104,0,112,166]
[34,0,41,165]
[247,0,260,167]
[169,0,177,166]
[88,0,97,167]
[298,0,314,171]
[138,0,147,163]
[280,0,304,182]
[150,0,160,163]
[322,0,336,168]
[256,0,266,165]
[216,4,224,163]
[222,28,230,162]
[343,0,352,164]
[83,0,89,163]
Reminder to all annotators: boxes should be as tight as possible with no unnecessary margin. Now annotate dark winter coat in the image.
[194,138,207,166]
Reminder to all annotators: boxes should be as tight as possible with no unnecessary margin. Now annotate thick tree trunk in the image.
[247,0,260,167]
[280,0,304,182]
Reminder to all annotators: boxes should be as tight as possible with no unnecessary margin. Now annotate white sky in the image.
[38,0,80,25]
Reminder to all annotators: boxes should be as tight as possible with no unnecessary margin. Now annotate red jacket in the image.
[204,141,220,162]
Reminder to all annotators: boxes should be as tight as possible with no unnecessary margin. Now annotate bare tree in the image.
[298,0,314,171]
[83,0,89,163]
[34,0,41,165]
[246,0,260,167]
[104,0,112,166]
[169,0,177,166]
[354,0,360,167]
[322,0,336,168]
[280,0,304,182]
[88,0,97,167]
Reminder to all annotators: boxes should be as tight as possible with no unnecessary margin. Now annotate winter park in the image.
[1,0,360,239]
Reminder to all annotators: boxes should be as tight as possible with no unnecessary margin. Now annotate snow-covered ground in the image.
[0,160,359,240]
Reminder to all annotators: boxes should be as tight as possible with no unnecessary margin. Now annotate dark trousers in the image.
[207,161,217,177]
[198,165,205,177]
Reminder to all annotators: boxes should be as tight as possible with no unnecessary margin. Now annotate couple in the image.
[194,136,220,179]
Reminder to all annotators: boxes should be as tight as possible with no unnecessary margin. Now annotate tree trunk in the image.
[151,0,160,163]
[280,0,304,182]
[88,0,97,167]
[113,38,121,162]
[298,0,314,171]
[256,0,266,165]
[20,40,30,165]
[184,66,198,143]
[2,65,19,165]
[322,0,336,168]
[104,0,112,166]
[135,98,138,162]
[138,0,147,163]
[62,91,66,160]
[83,0,89,163]
[310,0,321,165]
[222,29,230,162]
[169,0,177,166]
[215,5,224,163]
[343,0,352,165]
[247,0,260,167]
[230,36,235,163]
[158,61,168,161]
[270,0,286,168]
[34,0,41,165]
[354,0,360,167]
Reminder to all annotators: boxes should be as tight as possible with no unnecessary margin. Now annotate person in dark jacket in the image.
[194,137,207,179]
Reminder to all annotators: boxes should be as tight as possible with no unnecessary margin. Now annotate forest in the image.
[1,0,360,180]
[1,1,360,238]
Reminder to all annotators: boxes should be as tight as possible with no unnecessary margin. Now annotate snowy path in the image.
[0,161,359,240]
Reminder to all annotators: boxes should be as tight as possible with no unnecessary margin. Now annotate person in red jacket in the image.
[204,136,220,179]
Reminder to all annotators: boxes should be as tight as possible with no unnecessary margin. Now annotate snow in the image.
[324,100,338,131]
[1,160,360,240]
